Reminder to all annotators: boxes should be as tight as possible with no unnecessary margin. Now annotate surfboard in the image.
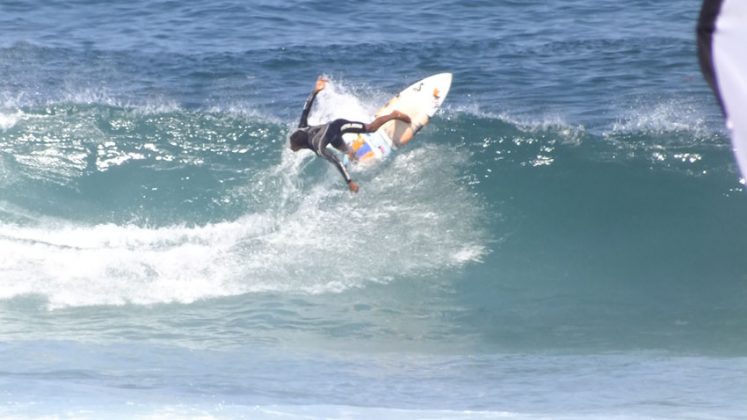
[342,73,452,165]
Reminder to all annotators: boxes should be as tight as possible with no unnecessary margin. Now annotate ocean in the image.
[1,0,746,418]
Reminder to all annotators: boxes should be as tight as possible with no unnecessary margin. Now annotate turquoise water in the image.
[1,1,746,418]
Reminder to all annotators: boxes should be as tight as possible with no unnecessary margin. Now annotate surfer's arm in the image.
[298,77,327,128]
[320,147,357,191]
[298,91,318,128]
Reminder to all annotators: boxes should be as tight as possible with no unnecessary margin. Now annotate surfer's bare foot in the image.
[314,76,327,93]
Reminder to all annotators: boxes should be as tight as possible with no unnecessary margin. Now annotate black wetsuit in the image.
[295,90,367,184]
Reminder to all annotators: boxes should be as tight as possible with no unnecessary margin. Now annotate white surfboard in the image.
[343,73,452,165]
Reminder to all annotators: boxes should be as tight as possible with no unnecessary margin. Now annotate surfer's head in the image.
[289,130,308,152]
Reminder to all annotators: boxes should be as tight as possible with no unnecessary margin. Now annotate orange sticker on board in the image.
[351,135,366,151]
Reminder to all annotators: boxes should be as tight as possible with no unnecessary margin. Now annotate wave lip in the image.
[607,99,712,138]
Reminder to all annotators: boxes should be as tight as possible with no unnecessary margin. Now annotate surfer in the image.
[289,76,411,192]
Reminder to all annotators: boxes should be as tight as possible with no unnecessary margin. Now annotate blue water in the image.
[2,1,747,418]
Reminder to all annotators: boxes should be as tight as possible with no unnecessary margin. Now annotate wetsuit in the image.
[295,90,367,184]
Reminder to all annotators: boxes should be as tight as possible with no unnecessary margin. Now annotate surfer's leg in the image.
[363,111,411,132]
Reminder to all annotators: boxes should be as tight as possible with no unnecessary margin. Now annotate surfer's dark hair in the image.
[289,130,308,150]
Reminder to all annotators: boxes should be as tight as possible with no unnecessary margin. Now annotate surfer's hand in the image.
[391,110,411,124]
[348,180,359,193]
[314,77,327,93]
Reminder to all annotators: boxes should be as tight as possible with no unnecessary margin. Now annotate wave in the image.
[1,88,736,206]
[0,83,488,308]
[0,79,742,310]
[0,148,486,309]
